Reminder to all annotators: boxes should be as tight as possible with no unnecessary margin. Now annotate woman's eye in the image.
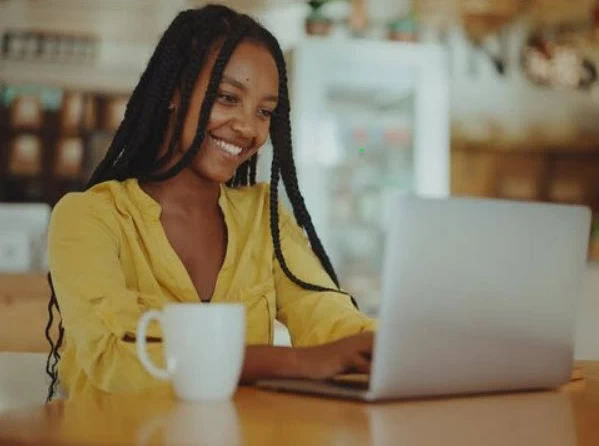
[217,93,238,104]
[259,108,274,118]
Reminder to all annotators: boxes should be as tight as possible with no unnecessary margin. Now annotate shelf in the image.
[452,140,599,155]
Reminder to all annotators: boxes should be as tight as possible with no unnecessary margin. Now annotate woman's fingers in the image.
[356,332,375,355]
[349,353,371,374]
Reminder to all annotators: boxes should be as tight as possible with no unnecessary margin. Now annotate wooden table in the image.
[0,273,53,352]
[0,362,598,446]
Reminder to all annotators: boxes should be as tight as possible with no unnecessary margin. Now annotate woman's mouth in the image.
[209,135,244,158]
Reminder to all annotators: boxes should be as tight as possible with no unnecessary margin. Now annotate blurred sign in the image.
[1,30,98,64]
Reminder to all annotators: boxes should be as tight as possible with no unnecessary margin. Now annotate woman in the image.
[45,4,375,401]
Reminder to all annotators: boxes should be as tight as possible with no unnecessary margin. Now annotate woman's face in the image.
[177,40,279,184]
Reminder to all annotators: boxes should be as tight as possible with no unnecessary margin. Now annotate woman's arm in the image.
[240,331,374,384]
[49,193,169,394]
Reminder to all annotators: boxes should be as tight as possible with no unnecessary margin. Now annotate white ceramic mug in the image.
[136,303,246,401]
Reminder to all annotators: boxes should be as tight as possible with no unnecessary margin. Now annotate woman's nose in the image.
[231,109,258,140]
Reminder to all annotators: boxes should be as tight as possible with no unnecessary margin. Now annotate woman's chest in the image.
[117,213,277,343]
[162,218,226,302]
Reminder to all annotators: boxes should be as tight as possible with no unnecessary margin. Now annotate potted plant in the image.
[387,15,418,42]
[305,0,336,36]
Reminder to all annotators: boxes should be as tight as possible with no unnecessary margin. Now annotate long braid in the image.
[275,82,343,287]
[87,25,175,185]
[99,18,198,182]
[44,273,62,402]
[262,30,357,306]
[249,153,258,185]
[269,138,354,298]
[227,154,258,188]
[151,27,213,172]
[238,160,250,186]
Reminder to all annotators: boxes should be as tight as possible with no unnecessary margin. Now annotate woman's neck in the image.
[140,170,221,219]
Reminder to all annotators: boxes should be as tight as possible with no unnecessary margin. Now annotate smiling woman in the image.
[44,4,375,401]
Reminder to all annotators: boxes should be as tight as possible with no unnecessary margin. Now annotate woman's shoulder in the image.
[223,181,271,213]
[223,182,301,239]
[223,181,297,223]
[51,180,127,228]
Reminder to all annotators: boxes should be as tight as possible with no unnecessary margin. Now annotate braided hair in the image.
[45,4,357,402]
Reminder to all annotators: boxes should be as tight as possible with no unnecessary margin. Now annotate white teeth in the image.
[212,136,243,156]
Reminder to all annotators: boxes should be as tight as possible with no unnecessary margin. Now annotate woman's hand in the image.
[240,332,375,384]
[294,332,374,380]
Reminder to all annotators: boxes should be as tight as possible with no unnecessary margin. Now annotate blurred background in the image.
[0,0,598,356]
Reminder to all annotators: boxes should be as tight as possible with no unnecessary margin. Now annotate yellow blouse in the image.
[48,179,375,396]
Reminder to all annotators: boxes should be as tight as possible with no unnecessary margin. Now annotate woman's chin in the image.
[194,166,238,185]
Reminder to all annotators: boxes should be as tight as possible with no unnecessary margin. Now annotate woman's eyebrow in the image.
[221,75,246,90]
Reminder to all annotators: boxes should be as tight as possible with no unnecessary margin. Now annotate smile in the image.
[209,135,244,157]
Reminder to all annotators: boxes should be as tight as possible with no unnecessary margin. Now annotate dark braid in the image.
[46,4,356,402]
[226,154,257,188]
[249,153,258,184]
[260,31,357,305]
[45,273,63,402]
[87,19,178,185]
[269,137,356,302]
[150,23,216,173]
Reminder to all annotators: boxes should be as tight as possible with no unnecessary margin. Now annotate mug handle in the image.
[136,310,170,380]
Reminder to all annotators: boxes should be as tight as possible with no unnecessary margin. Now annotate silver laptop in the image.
[257,196,591,401]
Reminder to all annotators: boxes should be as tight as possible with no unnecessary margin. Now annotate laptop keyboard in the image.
[329,374,370,390]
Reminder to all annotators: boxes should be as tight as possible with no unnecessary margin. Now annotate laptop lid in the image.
[369,196,591,400]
